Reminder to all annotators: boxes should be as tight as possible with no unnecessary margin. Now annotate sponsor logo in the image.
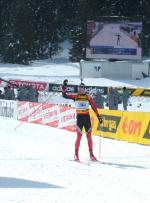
[9,80,47,90]
[94,65,101,72]
[122,116,142,136]
[97,115,121,133]
[49,84,106,94]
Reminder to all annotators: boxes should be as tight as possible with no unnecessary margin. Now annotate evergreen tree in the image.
[0,0,67,64]
[143,0,150,56]
[0,0,150,64]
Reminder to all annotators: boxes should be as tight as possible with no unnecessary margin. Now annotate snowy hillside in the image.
[0,117,150,203]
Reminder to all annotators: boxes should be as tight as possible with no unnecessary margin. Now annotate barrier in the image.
[0,98,150,146]
[0,99,18,119]
[91,109,150,145]
[17,101,76,131]
[1,77,150,97]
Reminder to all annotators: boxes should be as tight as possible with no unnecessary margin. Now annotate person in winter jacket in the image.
[62,81,102,161]
[0,90,4,99]
[122,87,130,110]
[4,86,15,100]
[106,87,120,110]
[93,90,105,109]
[113,88,120,110]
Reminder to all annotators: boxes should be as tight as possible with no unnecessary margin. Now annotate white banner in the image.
[0,99,18,119]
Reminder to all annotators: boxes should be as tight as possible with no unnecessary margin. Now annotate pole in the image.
[99,135,101,160]
[98,120,103,160]
[80,59,84,83]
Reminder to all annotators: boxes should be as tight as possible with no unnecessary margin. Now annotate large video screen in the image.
[86,20,142,60]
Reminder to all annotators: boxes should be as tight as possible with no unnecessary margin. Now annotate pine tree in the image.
[0,0,67,64]
[143,0,150,56]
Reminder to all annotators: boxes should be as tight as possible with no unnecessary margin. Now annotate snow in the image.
[0,59,150,202]
[1,117,150,203]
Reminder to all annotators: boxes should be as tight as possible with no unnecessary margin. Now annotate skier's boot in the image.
[89,150,97,161]
[74,150,79,161]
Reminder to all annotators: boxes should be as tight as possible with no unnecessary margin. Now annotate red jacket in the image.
[62,88,99,116]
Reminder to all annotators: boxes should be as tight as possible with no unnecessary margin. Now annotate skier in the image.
[62,81,102,161]
[116,33,121,46]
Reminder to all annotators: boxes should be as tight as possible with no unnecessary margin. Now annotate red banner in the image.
[9,79,48,91]
[17,101,76,132]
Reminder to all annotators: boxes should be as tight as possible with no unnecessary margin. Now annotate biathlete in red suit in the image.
[62,81,102,161]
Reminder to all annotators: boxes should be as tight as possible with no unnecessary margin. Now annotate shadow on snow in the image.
[0,177,63,189]
[101,161,147,169]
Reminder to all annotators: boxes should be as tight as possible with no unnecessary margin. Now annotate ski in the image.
[88,160,101,164]
[69,159,112,166]
[89,160,113,165]
[68,159,90,166]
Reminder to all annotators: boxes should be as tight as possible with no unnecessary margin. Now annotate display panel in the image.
[86,20,142,60]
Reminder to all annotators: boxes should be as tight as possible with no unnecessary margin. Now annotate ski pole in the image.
[98,118,103,160]
[99,135,101,160]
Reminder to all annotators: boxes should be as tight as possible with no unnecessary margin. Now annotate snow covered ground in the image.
[0,60,150,202]
[0,117,150,203]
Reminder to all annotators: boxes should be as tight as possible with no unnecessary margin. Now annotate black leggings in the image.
[76,114,91,132]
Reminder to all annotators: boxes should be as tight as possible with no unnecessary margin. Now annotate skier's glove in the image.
[62,84,68,94]
[97,115,103,124]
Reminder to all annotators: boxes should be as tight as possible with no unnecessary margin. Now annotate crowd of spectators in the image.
[0,85,39,102]
[93,86,130,111]
[0,83,130,110]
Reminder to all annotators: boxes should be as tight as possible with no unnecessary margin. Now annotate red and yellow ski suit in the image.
[63,91,99,154]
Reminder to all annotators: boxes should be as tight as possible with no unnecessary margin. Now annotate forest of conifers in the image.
[0,0,150,64]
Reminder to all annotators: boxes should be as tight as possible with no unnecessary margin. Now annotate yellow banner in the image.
[90,109,150,145]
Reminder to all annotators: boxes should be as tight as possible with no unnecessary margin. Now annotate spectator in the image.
[93,90,105,109]
[106,87,115,110]
[106,87,120,110]
[0,89,4,99]
[27,86,37,102]
[18,85,28,101]
[4,86,15,100]
[122,86,130,110]
[113,88,120,110]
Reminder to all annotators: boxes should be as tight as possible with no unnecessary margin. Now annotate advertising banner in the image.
[86,20,142,60]
[9,79,48,91]
[91,109,150,145]
[17,101,76,131]
[49,83,107,95]
[0,99,18,119]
